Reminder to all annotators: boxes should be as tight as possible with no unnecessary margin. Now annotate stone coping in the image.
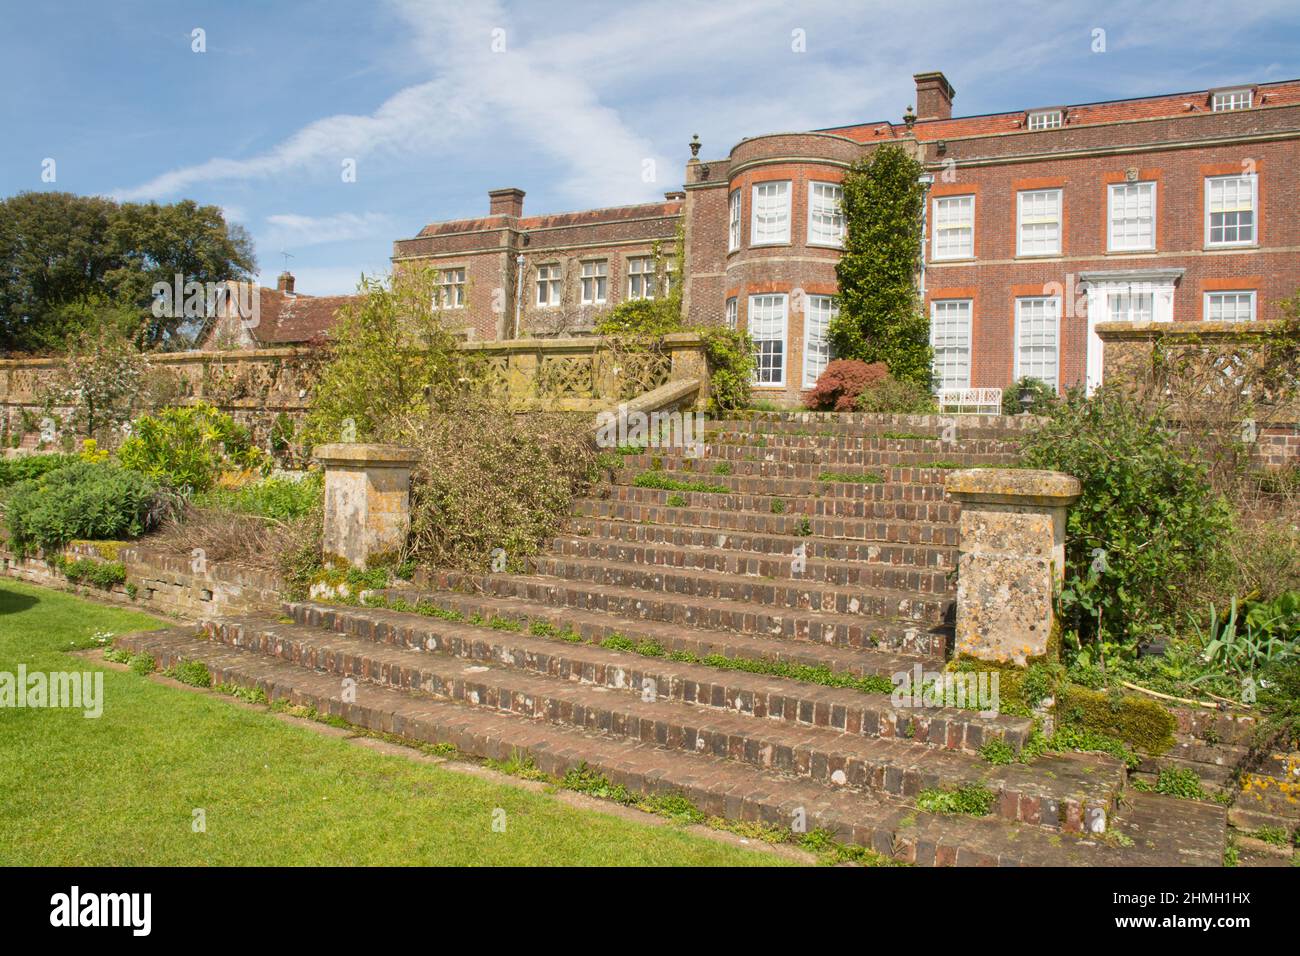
[1094,319,1290,341]
[312,443,420,467]
[945,468,1080,507]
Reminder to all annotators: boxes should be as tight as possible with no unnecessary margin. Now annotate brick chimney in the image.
[277,271,295,294]
[913,71,956,121]
[488,187,525,218]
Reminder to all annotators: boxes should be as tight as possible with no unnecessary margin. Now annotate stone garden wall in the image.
[1097,320,1300,468]
[0,333,709,453]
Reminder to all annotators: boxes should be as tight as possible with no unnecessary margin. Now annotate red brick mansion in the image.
[391,70,1300,405]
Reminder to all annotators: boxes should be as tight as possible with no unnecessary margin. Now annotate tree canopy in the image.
[0,191,255,353]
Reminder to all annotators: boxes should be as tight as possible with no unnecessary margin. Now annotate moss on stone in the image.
[1056,684,1175,754]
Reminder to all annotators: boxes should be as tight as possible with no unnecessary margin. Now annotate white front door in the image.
[1084,279,1175,394]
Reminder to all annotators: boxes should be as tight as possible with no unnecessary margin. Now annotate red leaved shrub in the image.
[805,359,889,411]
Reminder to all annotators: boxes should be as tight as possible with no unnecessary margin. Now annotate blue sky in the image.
[3,0,1298,294]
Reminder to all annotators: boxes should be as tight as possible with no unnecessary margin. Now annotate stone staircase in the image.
[114,411,1227,866]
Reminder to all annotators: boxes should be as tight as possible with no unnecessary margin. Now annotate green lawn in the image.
[0,580,790,866]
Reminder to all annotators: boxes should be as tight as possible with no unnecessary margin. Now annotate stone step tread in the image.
[640,460,959,484]
[431,565,950,635]
[279,602,1026,746]
[549,533,954,585]
[522,552,951,616]
[708,415,1035,436]
[371,584,937,676]
[606,470,955,498]
[115,627,1221,866]
[703,433,1022,451]
[211,614,1091,804]
[564,517,959,562]
[571,498,960,545]
[590,484,962,521]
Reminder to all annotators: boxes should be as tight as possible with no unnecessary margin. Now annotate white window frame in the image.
[1212,89,1252,112]
[580,260,607,305]
[535,263,561,308]
[932,195,975,261]
[1107,181,1157,252]
[437,267,466,309]
[725,296,737,330]
[1106,290,1155,324]
[1016,188,1062,257]
[1204,290,1256,323]
[627,256,656,300]
[801,295,837,388]
[1027,109,1063,131]
[807,182,845,247]
[1205,174,1258,248]
[750,181,791,246]
[748,293,788,386]
[930,299,972,391]
[728,189,741,252]
[1014,296,1061,392]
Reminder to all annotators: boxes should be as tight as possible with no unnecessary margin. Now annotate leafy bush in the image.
[55,557,127,589]
[194,472,323,522]
[915,784,995,816]
[1021,388,1233,658]
[118,402,265,492]
[1001,376,1059,416]
[698,326,754,414]
[5,461,162,554]
[1189,594,1299,679]
[0,453,77,488]
[855,374,938,414]
[806,359,889,411]
[393,395,598,572]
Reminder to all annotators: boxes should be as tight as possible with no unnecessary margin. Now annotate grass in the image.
[0,579,790,866]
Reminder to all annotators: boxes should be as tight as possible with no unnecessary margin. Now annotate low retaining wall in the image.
[0,541,284,620]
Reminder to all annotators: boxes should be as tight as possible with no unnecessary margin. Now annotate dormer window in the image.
[1026,109,1063,131]
[1211,88,1252,111]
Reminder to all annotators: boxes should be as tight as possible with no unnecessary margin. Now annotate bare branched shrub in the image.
[384,394,598,572]
[146,503,322,591]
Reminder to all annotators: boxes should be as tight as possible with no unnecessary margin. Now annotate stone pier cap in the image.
[945,469,1080,508]
[313,443,422,467]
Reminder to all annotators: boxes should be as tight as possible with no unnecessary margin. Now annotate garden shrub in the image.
[855,374,937,414]
[5,461,162,554]
[1020,387,1233,658]
[698,326,753,414]
[55,556,127,589]
[194,471,323,522]
[0,453,77,488]
[118,402,265,492]
[1001,376,1059,416]
[391,394,599,572]
[806,359,889,411]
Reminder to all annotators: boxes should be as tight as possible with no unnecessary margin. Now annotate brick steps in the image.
[703,432,1021,455]
[370,585,939,675]
[418,567,950,657]
[548,534,951,594]
[565,517,957,569]
[518,552,951,624]
[573,498,960,547]
[283,601,1021,752]
[619,456,960,484]
[113,625,1224,865]
[707,413,1038,440]
[625,445,1018,468]
[607,468,954,501]
[592,483,961,523]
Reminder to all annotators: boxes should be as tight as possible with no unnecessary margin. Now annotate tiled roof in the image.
[250,289,357,344]
[414,200,682,239]
[822,78,1300,143]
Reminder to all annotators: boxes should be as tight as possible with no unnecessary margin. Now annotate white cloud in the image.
[263,211,394,247]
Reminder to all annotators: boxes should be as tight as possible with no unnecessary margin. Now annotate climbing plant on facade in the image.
[829,144,933,387]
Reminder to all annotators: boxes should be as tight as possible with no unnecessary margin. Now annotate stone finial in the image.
[945,469,1081,667]
[689,134,701,158]
[314,443,420,569]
